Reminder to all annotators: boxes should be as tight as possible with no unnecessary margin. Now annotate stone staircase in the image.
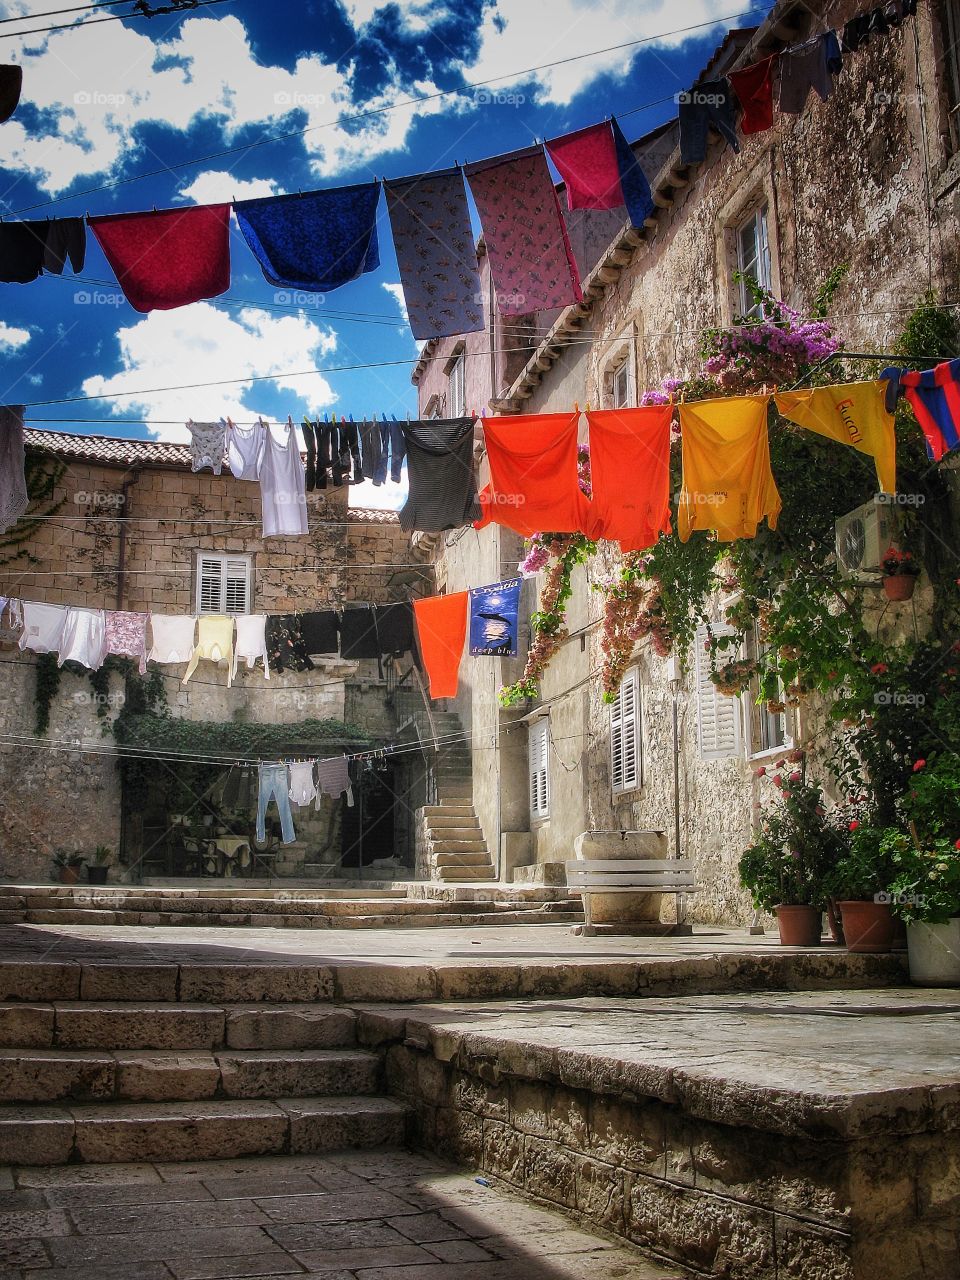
[0,969,408,1165]
[0,883,583,928]
[420,711,497,883]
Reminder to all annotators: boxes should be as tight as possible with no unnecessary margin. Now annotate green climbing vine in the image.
[0,454,67,569]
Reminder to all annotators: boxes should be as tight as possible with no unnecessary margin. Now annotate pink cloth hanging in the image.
[89,205,231,313]
[465,145,582,316]
[546,121,624,210]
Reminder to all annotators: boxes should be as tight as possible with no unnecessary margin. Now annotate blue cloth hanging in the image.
[469,578,521,657]
[233,183,380,292]
[611,116,654,229]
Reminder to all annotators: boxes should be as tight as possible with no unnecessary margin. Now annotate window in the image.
[529,719,550,819]
[611,359,630,409]
[610,667,641,793]
[736,207,772,318]
[746,625,792,757]
[196,553,252,615]
[603,333,636,408]
[943,1,960,154]
[694,623,742,760]
[448,353,465,418]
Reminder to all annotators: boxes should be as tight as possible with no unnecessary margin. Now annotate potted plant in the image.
[879,546,920,601]
[825,824,901,953]
[88,845,112,886]
[886,832,960,985]
[739,759,842,946]
[52,850,85,885]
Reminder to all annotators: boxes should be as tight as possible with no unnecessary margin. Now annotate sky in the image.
[0,0,765,508]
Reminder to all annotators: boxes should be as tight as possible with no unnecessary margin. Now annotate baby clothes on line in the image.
[232,614,270,680]
[300,610,339,656]
[288,761,318,808]
[148,614,197,664]
[183,614,235,687]
[315,755,354,807]
[0,405,28,534]
[226,418,265,480]
[187,420,227,475]
[266,614,315,673]
[778,31,842,114]
[19,602,67,655]
[58,608,106,670]
[399,417,480,533]
[256,762,296,844]
[101,610,148,674]
[260,421,308,537]
[678,79,740,165]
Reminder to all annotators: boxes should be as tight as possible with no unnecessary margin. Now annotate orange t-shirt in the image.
[585,405,673,550]
[477,412,588,535]
[413,592,468,700]
[678,396,781,541]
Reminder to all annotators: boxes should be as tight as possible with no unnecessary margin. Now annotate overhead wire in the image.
[0,0,232,41]
[1,8,764,216]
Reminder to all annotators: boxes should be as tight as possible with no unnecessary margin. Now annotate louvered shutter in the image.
[611,668,640,793]
[529,720,550,819]
[197,554,250,615]
[694,623,742,759]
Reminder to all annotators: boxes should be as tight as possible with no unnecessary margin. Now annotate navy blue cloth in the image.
[234,184,380,292]
[469,579,521,657]
[611,116,653,229]
[678,79,740,165]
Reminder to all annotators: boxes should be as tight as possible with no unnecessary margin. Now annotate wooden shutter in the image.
[611,667,640,793]
[694,623,742,760]
[529,720,550,819]
[197,554,250,615]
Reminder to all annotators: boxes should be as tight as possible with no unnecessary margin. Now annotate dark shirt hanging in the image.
[300,609,340,655]
[339,605,380,659]
[399,416,480,533]
[678,79,740,165]
[265,614,315,673]
[0,218,87,284]
[375,602,414,656]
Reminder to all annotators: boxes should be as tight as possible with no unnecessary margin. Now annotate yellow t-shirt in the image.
[774,381,896,495]
[183,614,236,688]
[678,395,781,542]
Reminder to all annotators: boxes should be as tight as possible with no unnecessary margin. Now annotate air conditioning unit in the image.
[835,499,899,578]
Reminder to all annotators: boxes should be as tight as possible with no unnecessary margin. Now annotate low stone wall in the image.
[363,1014,958,1280]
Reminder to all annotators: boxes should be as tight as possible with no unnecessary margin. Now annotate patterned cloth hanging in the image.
[469,579,521,657]
[546,118,652,227]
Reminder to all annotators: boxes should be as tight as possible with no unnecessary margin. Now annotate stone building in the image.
[0,430,431,883]
[413,0,960,921]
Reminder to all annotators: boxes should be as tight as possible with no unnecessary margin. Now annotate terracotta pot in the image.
[87,866,109,885]
[775,904,822,946]
[58,866,81,885]
[882,574,916,601]
[838,900,896,953]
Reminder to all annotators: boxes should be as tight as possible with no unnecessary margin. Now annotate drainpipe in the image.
[115,468,141,610]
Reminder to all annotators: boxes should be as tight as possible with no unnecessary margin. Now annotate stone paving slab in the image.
[0,1148,677,1279]
[355,988,960,1140]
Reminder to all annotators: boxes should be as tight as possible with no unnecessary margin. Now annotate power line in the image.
[2,8,762,217]
[0,0,232,41]
[0,1,139,24]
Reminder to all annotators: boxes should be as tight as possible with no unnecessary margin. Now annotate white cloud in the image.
[469,0,736,105]
[80,302,338,442]
[349,469,407,512]
[0,322,31,352]
[178,171,278,204]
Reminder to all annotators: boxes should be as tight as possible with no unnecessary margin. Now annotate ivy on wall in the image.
[0,454,67,569]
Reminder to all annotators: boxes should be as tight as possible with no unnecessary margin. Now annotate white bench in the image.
[565,858,698,936]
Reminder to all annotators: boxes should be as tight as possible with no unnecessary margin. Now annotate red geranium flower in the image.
[870,663,888,675]
[849,820,860,831]
[913,759,926,772]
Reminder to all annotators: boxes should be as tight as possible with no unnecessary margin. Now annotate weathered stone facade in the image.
[414,0,960,919]
[0,435,429,881]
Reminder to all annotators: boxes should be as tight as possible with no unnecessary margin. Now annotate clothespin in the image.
[585,402,591,413]
[574,401,579,413]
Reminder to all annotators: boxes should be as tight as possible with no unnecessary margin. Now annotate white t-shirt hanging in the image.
[148,614,197,664]
[259,421,308,538]
[19,601,67,654]
[227,418,266,481]
[232,614,270,679]
[58,607,106,670]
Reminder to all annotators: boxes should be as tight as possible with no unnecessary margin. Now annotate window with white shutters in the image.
[694,623,742,760]
[529,719,550,820]
[611,667,641,794]
[196,553,252,615]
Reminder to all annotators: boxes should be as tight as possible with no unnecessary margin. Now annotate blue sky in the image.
[0,0,764,506]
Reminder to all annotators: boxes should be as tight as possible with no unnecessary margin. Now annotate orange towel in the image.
[585,405,673,550]
[477,412,588,535]
[678,395,781,541]
[413,592,468,699]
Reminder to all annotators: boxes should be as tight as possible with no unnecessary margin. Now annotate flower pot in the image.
[775,904,822,946]
[838,900,896,953]
[905,919,960,986]
[882,574,916,601]
[87,866,109,885]
[58,866,81,885]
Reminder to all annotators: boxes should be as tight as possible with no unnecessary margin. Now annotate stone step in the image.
[429,840,489,854]
[421,805,476,818]
[0,1095,409,1165]
[433,855,493,871]
[0,1047,380,1104]
[435,866,492,882]
[424,814,481,830]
